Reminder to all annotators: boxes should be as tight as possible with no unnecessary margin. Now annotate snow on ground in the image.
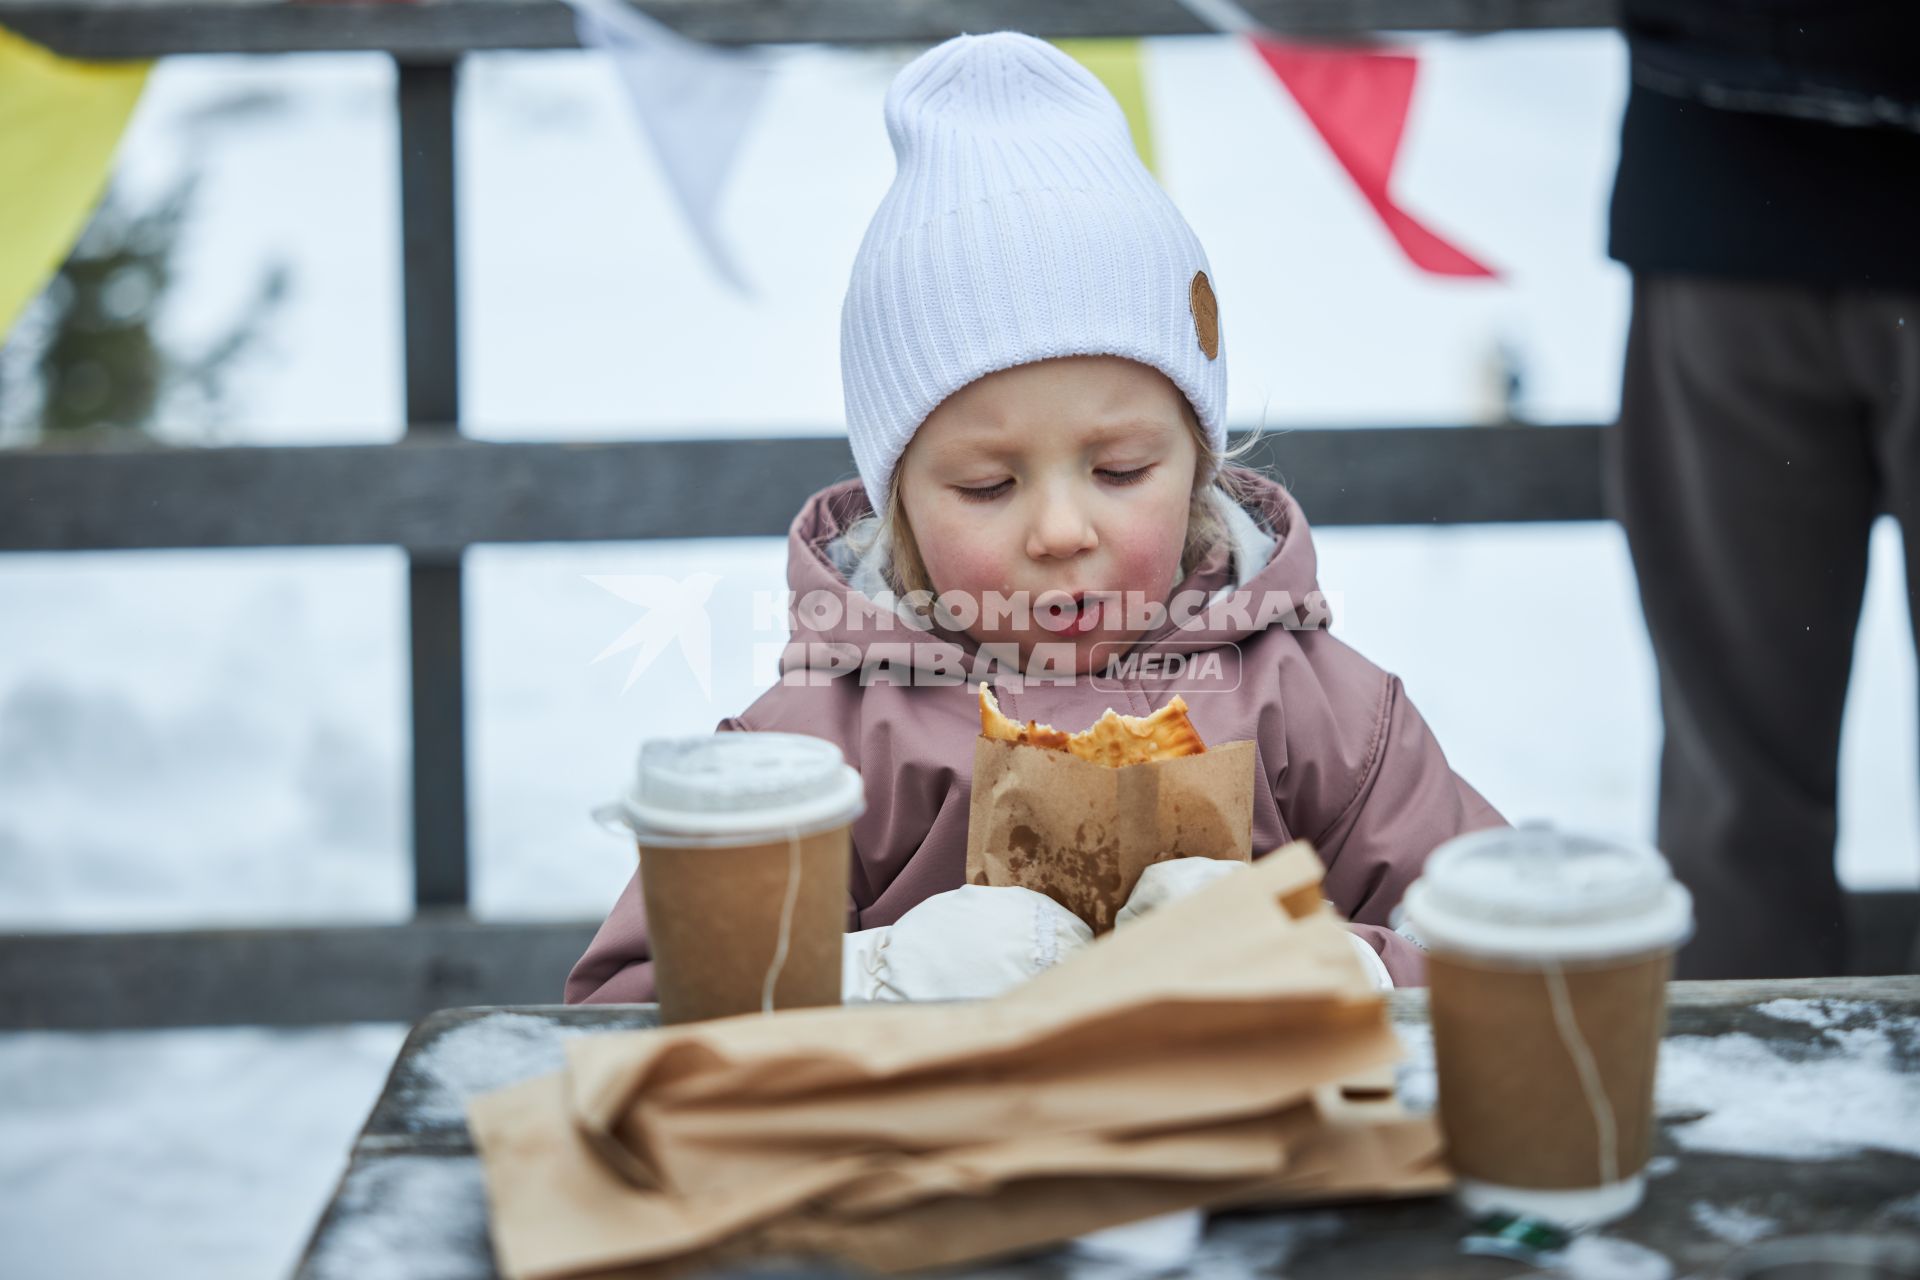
[1,32,1916,1280]
[0,546,412,928]
[0,1024,406,1279]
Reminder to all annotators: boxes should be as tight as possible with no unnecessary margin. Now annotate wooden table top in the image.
[292,976,1920,1280]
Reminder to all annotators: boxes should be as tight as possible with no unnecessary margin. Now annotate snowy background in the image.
[1,32,1915,1279]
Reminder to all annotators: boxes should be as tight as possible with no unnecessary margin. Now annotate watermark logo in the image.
[587,572,721,697]
[1087,643,1241,693]
[590,574,1332,699]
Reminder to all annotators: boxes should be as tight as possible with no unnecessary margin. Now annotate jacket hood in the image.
[776,467,1331,675]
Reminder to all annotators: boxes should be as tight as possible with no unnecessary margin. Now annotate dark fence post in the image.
[397,58,470,912]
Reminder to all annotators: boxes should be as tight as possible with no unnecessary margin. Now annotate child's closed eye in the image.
[953,479,1014,502]
[952,465,1155,502]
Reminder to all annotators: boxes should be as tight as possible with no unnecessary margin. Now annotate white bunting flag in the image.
[567,0,776,294]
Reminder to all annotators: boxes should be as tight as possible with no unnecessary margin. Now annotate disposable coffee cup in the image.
[596,733,864,1025]
[1401,825,1693,1228]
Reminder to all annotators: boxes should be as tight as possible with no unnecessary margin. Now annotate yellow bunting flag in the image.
[1053,39,1157,179]
[0,27,150,339]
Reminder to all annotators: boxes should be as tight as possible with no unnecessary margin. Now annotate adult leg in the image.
[1842,290,1920,971]
[1609,275,1876,978]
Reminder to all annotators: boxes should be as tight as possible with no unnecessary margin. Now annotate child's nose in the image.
[1024,494,1099,562]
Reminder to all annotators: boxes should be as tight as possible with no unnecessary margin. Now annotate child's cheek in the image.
[921,518,1013,598]
[1106,499,1189,591]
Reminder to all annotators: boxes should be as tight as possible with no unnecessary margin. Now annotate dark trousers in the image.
[1609,275,1920,979]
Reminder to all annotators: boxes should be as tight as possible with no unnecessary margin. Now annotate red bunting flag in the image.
[1251,37,1497,279]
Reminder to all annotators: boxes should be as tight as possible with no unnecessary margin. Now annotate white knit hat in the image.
[841,31,1228,514]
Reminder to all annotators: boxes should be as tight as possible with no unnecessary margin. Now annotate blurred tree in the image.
[0,171,288,444]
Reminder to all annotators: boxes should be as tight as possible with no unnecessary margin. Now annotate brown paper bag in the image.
[468,844,1449,1280]
[470,1087,1443,1280]
[966,735,1257,931]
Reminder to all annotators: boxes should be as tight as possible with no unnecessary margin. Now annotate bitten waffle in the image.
[978,684,1206,767]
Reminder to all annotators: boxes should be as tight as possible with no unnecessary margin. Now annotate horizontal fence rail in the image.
[0,918,599,1030]
[3,892,1913,1030]
[2,0,1618,60]
[0,425,1607,553]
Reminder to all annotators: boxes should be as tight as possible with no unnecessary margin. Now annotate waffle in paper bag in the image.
[968,684,1255,931]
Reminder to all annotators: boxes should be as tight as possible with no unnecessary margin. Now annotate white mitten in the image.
[1113,856,1249,926]
[841,885,1093,1003]
[1347,931,1394,990]
[842,925,892,1003]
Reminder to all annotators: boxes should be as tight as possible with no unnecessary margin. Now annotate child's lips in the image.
[1064,598,1103,636]
[1037,594,1102,636]
[1033,590,1108,637]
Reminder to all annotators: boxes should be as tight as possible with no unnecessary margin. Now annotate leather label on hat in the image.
[1189,271,1219,360]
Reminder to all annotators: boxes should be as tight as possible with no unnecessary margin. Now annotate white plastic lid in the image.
[595,733,866,848]
[1401,825,1693,962]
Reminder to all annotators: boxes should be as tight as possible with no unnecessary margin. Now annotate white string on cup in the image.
[761,822,804,1015]
[1542,958,1621,1187]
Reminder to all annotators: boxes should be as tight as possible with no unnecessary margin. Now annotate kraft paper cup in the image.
[596,733,865,1025]
[1401,826,1693,1228]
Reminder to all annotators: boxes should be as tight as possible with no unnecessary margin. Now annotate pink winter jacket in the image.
[566,468,1505,1000]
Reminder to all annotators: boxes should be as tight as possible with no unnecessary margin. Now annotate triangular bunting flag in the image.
[0,28,150,339]
[568,0,775,295]
[1251,38,1496,278]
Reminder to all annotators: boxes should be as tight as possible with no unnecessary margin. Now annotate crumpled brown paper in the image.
[468,844,1447,1280]
[966,735,1257,932]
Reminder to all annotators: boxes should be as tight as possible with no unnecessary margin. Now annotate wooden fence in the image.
[1,0,1910,1029]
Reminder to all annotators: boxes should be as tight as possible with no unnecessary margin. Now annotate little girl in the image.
[567,31,1503,1003]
